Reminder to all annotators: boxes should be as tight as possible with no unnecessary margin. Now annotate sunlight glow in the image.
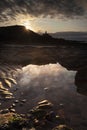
[23,21,32,30]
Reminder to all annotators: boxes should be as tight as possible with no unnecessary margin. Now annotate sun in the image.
[25,24,30,30]
[23,21,32,30]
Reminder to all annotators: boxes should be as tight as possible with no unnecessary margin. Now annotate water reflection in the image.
[0,44,87,96]
[0,44,87,130]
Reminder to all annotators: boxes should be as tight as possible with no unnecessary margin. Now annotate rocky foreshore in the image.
[0,100,73,130]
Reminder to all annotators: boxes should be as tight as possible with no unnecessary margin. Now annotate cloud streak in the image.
[0,0,87,22]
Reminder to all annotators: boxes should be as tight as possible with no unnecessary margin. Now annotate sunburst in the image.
[23,21,32,30]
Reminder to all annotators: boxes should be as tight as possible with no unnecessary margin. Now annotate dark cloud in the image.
[0,0,87,22]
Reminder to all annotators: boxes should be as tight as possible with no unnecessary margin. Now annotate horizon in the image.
[0,24,87,34]
[0,24,87,42]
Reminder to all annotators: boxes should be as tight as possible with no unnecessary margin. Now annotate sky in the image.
[0,0,87,33]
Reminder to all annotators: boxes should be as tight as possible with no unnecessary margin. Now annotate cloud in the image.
[0,0,87,22]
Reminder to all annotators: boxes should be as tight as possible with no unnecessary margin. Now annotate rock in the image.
[45,112,65,124]
[34,118,39,126]
[59,103,64,108]
[12,103,16,107]
[14,100,19,103]
[0,89,13,97]
[52,125,73,130]
[0,109,9,114]
[20,114,26,118]
[4,79,11,88]
[36,102,53,110]
[7,77,17,85]
[0,123,9,129]
[45,111,56,122]
[30,109,46,119]
[21,99,27,103]
[29,100,54,121]
[10,109,16,113]
[9,105,13,109]
[37,100,53,111]
[38,100,49,105]
[26,113,32,118]
[0,82,8,91]
[44,87,49,91]
[55,115,65,124]
[0,113,16,128]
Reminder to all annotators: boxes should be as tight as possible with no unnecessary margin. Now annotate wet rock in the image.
[0,113,18,129]
[59,103,64,109]
[21,99,27,103]
[0,89,13,98]
[52,125,73,130]
[20,114,26,118]
[36,102,53,110]
[9,105,13,109]
[0,123,9,130]
[14,99,19,103]
[55,115,65,124]
[0,109,9,114]
[26,113,31,117]
[0,81,13,99]
[12,103,16,107]
[34,118,40,126]
[45,111,56,122]
[29,100,53,115]
[10,108,16,113]
[27,100,56,128]
[30,109,47,119]
[0,82,8,91]
[45,111,65,125]
[38,100,50,105]
[7,77,17,85]
[4,79,11,88]
[44,87,49,91]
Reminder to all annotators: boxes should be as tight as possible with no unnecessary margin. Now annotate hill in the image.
[0,25,69,45]
[0,25,42,43]
[0,25,85,46]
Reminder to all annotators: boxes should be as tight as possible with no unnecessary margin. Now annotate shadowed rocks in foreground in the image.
[0,100,73,130]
